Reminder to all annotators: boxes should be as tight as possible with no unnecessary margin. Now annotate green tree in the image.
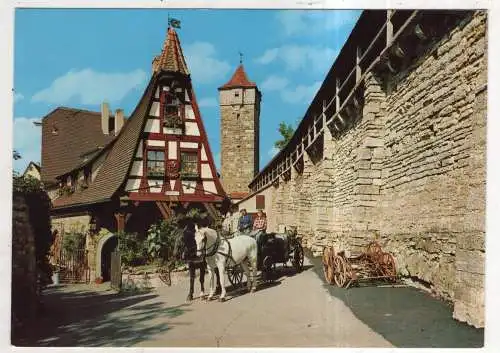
[274,121,295,150]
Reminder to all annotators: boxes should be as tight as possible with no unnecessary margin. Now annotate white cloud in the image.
[197,97,218,108]
[184,42,231,84]
[13,117,42,173]
[31,68,147,105]
[276,10,361,36]
[256,45,338,74]
[268,146,280,158]
[261,75,289,92]
[14,93,24,102]
[282,81,322,104]
[255,48,279,65]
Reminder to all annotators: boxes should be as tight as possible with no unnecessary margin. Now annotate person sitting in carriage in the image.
[250,209,267,248]
[237,209,253,235]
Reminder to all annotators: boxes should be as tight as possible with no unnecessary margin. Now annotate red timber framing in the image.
[128,31,225,205]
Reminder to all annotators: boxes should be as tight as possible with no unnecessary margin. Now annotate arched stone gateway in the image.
[95,233,118,281]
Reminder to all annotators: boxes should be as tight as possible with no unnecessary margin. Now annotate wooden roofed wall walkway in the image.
[249,10,421,192]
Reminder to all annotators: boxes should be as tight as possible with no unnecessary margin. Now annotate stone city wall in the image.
[246,11,486,328]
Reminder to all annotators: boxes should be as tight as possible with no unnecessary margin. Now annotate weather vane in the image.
[167,14,181,29]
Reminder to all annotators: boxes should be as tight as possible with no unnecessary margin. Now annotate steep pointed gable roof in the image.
[157,27,190,75]
[218,64,257,90]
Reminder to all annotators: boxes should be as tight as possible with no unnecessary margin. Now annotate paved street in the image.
[16,254,483,348]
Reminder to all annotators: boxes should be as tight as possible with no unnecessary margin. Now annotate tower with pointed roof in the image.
[218,63,261,196]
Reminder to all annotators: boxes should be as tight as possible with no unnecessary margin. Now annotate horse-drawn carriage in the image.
[225,227,305,286]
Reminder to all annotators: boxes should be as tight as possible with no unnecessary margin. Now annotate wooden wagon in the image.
[322,241,397,288]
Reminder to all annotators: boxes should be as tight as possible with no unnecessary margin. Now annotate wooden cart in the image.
[322,241,397,288]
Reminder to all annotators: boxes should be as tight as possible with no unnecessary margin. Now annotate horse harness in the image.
[200,230,235,266]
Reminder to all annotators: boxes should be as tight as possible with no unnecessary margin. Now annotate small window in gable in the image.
[180,151,198,178]
[163,92,183,131]
[147,150,165,178]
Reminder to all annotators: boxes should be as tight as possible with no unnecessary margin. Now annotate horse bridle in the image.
[200,230,221,258]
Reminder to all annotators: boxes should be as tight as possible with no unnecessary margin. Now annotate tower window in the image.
[147,150,165,177]
[236,113,240,120]
[235,92,240,97]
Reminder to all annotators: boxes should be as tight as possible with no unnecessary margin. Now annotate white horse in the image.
[194,225,258,301]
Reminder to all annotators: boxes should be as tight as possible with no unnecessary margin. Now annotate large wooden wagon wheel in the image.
[366,241,383,262]
[227,264,244,288]
[333,255,349,287]
[379,252,397,280]
[322,247,335,284]
[291,242,304,272]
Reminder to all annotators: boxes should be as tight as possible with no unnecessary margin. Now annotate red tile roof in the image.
[218,64,256,90]
[229,192,249,199]
[157,27,189,75]
[41,108,118,186]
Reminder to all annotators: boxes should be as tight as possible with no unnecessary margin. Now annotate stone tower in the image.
[218,64,261,195]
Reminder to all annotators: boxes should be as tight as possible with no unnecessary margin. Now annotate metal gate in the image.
[59,248,89,284]
[110,250,122,290]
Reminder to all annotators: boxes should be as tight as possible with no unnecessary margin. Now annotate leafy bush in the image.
[145,218,180,263]
[145,208,207,265]
[117,231,148,267]
[13,173,53,288]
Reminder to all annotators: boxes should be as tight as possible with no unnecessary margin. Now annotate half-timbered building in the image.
[42,25,227,281]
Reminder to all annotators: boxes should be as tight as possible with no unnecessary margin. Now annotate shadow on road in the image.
[307,251,484,348]
[13,285,192,347]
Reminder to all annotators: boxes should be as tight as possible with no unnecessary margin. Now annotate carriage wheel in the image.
[380,252,397,280]
[261,256,275,282]
[292,243,304,272]
[227,265,244,288]
[333,256,348,287]
[322,248,335,284]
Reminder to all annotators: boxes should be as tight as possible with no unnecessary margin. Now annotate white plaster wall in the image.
[201,146,208,161]
[201,164,213,179]
[135,141,143,158]
[130,161,143,176]
[125,178,141,192]
[180,142,198,149]
[185,105,195,120]
[148,139,165,147]
[145,119,160,133]
[203,181,217,195]
[183,181,197,194]
[168,141,177,159]
[150,101,160,117]
[185,122,200,136]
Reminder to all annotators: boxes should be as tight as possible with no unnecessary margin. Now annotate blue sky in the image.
[13,8,361,173]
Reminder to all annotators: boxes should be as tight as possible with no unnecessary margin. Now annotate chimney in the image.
[152,55,160,73]
[114,109,124,136]
[101,102,110,135]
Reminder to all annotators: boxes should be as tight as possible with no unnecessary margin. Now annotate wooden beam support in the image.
[386,10,394,47]
[356,46,362,83]
[335,78,340,112]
